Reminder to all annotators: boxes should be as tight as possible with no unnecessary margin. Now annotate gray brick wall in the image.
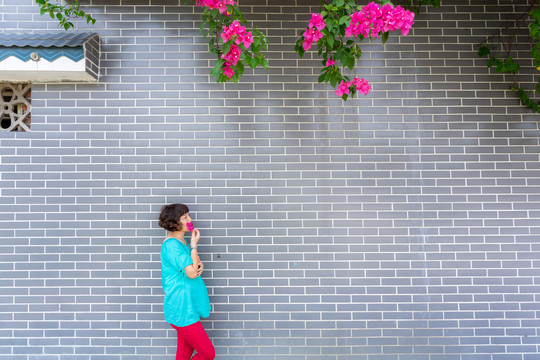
[1,0,540,359]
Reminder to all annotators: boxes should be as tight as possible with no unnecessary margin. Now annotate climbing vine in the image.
[478,2,540,113]
[193,0,269,84]
[34,0,95,30]
[295,0,417,100]
[33,0,540,111]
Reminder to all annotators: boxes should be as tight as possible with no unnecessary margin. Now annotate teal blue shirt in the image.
[160,238,211,327]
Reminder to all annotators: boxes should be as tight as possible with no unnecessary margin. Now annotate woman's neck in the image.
[168,231,186,242]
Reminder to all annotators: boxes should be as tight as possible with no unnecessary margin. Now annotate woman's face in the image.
[178,212,192,231]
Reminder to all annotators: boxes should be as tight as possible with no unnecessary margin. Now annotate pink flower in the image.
[309,13,326,31]
[221,20,246,42]
[352,77,371,95]
[392,5,415,36]
[220,21,253,49]
[345,12,371,38]
[345,1,414,39]
[196,0,236,14]
[221,26,233,42]
[237,31,253,49]
[221,44,241,66]
[229,20,246,35]
[335,80,352,97]
[325,59,335,67]
[222,62,234,79]
[303,27,323,43]
[301,27,323,51]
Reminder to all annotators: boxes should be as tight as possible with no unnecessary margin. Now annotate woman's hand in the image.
[191,228,200,247]
[197,260,204,277]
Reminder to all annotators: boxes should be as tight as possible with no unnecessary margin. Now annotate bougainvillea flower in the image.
[302,27,324,50]
[326,59,335,67]
[186,222,195,231]
[196,0,236,14]
[345,12,371,38]
[222,62,235,79]
[221,27,233,42]
[237,31,254,49]
[309,13,326,31]
[221,20,246,42]
[221,44,241,66]
[393,5,415,36]
[335,80,352,97]
[221,21,252,49]
[303,27,324,42]
[353,77,371,95]
[345,1,414,39]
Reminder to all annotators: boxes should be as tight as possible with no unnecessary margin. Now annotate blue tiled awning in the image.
[0,32,100,83]
[0,32,98,47]
[0,32,98,62]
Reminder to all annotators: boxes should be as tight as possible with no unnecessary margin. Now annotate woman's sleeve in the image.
[162,241,193,272]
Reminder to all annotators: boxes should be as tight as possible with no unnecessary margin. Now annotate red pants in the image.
[170,321,215,360]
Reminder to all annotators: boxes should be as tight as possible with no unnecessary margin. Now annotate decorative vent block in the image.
[0,82,31,132]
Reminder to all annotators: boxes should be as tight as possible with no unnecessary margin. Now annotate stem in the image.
[483,3,535,56]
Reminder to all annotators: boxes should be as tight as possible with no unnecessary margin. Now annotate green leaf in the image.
[252,41,261,54]
[477,44,490,58]
[341,54,350,68]
[339,15,350,25]
[536,78,540,95]
[330,74,339,87]
[326,33,335,49]
[236,61,245,76]
[318,73,326,83]
[531,24,540,39]
[347,55,355,70]
[531,7,540,19]
[326,17,335,32]
[499,57,519,74]
[211,60,224,78]
[222,42,232,56]
[334,0,344,7]
[199,21,207,34]
[532,45,540,62]
[324,70,332,83]
[381,31,389,45]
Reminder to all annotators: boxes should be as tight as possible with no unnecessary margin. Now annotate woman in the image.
[159,203,215,360]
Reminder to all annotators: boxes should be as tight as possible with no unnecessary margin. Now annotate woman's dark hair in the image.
[158,203,189,231]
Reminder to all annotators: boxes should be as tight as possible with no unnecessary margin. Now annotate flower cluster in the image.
[196,0,236,14]
[335,78,371,97]
[345,2,415,39]
[220,21,254,78]
[197,0,259,81]
[296,1,417,99]
[222,21,254,49]
[302,13,326,51]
